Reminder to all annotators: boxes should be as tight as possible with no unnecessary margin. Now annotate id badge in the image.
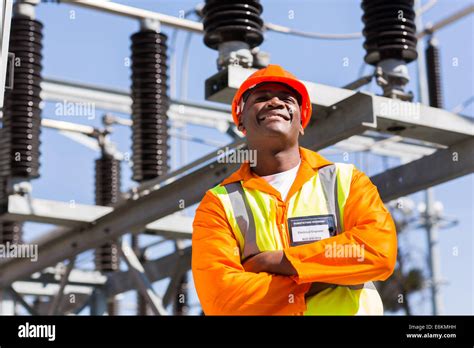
[288,214,337,246]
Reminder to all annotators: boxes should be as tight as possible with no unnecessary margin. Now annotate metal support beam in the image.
[0,288,14,314]
[0,196,113,226]
[7,286,38,315]
[41,77,132,114]
[59,0,203,33]
[105,247,191,298]
[119,241,167,315]
[12,248,191,302]
[206,65,354,106]
[300,92,375,150]
[42,117,97,136]
[0,196,193,238]
[12,280,95,315]
[372,95,473,146]
[373,137,474,202]
[333,134,437,164]
[27,266,106,287]
[12,280,94,296]
[162,241,188,308]
[90,288,107,316]
[41,77,232,130]
[0,143,239,286]
[12,281,93,316]
[40,76,448,158]
[13,274,95,315]
[73,292,94,315]
[143,215,192,239]
[206,65,474,147]
[48,258,75,315]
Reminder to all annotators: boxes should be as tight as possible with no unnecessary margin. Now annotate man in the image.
[192,65,397,315]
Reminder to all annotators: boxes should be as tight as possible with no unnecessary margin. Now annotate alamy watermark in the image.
[18,322,55,341]
[55,99,96,120]
[0,242,38,262]
[324,242,365,262]
[217,146,257,167]
[379,99,421,120]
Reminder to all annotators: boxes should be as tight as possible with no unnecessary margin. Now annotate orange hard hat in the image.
[231,64,312,129]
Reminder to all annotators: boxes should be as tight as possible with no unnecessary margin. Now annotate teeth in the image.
[260,114,286,121]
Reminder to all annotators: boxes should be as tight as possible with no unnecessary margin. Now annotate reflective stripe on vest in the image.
[318,164,343,234]
[225,182,260,260]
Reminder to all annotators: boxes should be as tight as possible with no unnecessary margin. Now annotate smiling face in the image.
[238,82,304,148]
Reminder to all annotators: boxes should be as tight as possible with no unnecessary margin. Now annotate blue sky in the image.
[16,0,473,314]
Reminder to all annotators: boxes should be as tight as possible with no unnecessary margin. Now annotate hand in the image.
[241,252,270,273]
[242,251,297,276]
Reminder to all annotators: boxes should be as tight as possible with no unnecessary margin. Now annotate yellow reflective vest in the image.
[209,162,384,315]
[192,147,397,315]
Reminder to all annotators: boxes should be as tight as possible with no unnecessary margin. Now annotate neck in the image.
[250,144,301,176]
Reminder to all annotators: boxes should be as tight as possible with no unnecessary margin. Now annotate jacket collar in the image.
[221,146,333,202]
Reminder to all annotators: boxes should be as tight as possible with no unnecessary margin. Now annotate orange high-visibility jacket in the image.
[192,147,397,315]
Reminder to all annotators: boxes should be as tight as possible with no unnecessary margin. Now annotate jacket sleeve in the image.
[192,190,310,315]
[283,166,397,285]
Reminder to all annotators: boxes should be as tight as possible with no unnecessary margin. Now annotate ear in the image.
[299,122,304,136]
[238,123,247,136]
[298,117,304,135]
[238,117,247,135]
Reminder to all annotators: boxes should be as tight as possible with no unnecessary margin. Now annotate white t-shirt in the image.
[260,160,301,201]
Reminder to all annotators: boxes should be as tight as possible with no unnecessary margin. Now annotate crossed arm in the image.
[242,250,296,275]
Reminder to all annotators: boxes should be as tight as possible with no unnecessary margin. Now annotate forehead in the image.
[250,82,297,96]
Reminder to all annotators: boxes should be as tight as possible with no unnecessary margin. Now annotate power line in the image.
[264,22,362,40]
[417,4,474,38]
[416,0,438,16]
[451,96,474,114]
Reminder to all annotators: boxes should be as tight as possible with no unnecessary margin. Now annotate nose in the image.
[266,96,285,108]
